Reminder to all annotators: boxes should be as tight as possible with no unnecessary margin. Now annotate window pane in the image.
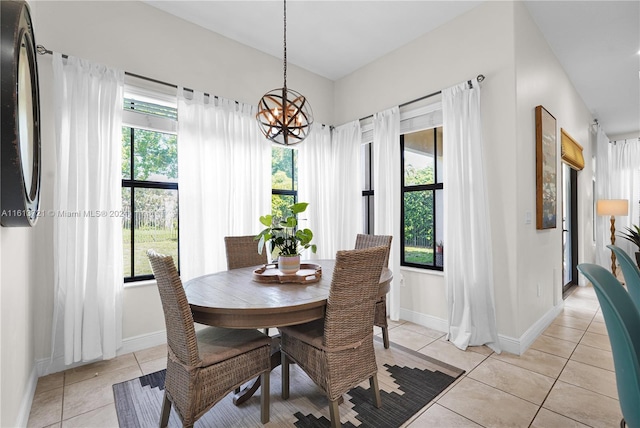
[133,129,178,182]
[272,194,295,221]
[122,127,131,180]
[122,187,132,277]
[403,189,434,266]
[272,146,297,190]
[132,188,179,276]
[404,129,435,186]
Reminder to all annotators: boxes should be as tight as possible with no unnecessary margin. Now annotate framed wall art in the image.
[535,105,557,229]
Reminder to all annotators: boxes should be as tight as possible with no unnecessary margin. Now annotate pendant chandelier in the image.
[256,0,313,146]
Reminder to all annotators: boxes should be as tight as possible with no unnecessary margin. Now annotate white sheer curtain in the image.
[331,121,363,252]
[373,107,402,321]
[596,135,640,263]
[298,125,334,259]
[443,79,500,352]
[51,53,124,364]
[177,90,271,281]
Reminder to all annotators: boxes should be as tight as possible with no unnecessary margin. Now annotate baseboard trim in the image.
[399,302,564,356]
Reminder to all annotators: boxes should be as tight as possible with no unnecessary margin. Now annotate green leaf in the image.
[259,215,273,227]
[290,202,309,214]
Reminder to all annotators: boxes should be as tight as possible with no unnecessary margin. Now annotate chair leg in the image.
[260,371,270,424]
[281,352,290,399]
[369,375,382,408]
[159,391,171,428]
[382,325,390,349]
[329,399,341,428]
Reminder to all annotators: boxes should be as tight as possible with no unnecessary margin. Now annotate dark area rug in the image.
[113,339,464,427]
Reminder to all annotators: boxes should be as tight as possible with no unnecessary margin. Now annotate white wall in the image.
[513,1,596,336]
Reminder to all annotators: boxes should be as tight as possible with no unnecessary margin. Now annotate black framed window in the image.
[271,146,297,218]
[401,126,443,270]
[122,98,179,282]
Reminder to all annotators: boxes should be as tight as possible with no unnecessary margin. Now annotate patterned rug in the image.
[113,339,464,427]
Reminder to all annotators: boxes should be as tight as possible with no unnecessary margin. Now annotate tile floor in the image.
[28,284,623,427]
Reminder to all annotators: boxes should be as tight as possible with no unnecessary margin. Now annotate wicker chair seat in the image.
[280,328,377,402]
[195,327,271,366]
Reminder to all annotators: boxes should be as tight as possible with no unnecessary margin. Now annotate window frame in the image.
[400,122,444,271]
[122,95,179,283]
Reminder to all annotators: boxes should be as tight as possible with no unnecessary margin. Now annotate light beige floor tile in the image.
[467,357,555,405]
[407,403,482,427]
[592,311,605,323]
[418,339,488,373]
[530,334,577,358]
[542,380,622,428]
[63,365,142,420]
[580,331,611,351]
[551,314,591,331]
[437,377,538,427]
[387,325,439,351]
[399,322,446,339]
[587,321,608,335]
[564,293,600,311]
[61,404,119,428]
[139,356,167,375]
[34,372,65,395]
[491,348,567,378]
[134,343,167,363]
[560,305,597,321]
[530,408,591,428]
[542,323,585,343]
[27,387,63,428]
[570,343,614,371]
[558,360,618,399]
[64,353,139,385]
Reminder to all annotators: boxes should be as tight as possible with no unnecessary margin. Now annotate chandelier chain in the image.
[283,0,287,89]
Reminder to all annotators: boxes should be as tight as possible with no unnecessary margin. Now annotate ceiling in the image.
[144,0,639,138]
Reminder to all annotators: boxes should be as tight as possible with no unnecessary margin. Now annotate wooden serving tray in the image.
[253,263,322,284]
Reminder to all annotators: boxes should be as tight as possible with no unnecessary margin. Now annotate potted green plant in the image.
[618,224,640,268]
[255,202,317,274]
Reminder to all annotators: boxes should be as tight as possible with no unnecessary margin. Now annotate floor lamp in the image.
[596,199,629,277]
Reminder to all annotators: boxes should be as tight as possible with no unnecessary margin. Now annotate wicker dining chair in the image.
[224,235,268,270]
[278,246,388,428]
[355,234,393,348]
[147,250,271,427]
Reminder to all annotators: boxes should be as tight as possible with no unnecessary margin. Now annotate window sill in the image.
[124,279,157,289]
[400,266,444,276]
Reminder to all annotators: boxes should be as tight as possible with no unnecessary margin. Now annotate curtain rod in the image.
[611,138,640,144]
[36,45,339,130]
[37,44,211,98]
[358,74,485,122]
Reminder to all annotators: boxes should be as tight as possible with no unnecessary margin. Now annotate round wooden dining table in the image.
[184,259,392,405]
[184,259,393,329]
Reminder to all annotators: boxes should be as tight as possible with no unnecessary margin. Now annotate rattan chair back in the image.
[147,250,200,368]
[225,235,268,270]
[324,246,388,350]
[354,234,392,267]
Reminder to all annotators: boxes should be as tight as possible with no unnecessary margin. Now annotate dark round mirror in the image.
[1,0,41,226]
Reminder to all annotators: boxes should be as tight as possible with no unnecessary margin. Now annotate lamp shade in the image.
[596,199,629,216]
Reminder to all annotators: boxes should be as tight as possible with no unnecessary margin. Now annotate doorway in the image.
[562,163,578,297]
